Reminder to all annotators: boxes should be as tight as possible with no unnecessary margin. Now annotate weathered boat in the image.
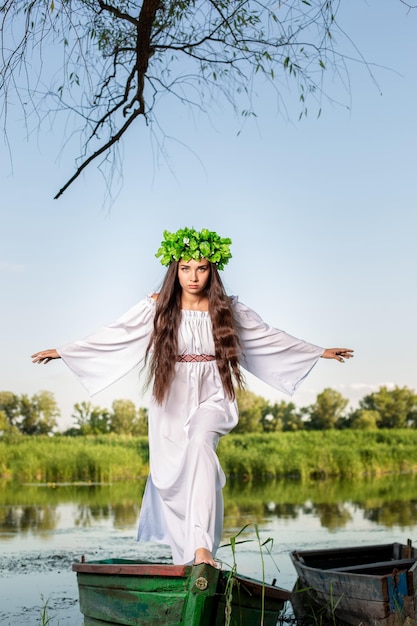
[290,540,417,626]
[72,558,291,625]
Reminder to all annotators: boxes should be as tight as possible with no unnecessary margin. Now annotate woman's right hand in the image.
[31,349,61,364]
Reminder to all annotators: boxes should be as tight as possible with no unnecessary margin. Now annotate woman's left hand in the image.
[31,349,60,364]
[321,348,354,363]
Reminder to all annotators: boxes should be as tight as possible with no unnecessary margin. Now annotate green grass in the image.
[0,434,149,482]
[2,430,417,483]
[218,430,417,481]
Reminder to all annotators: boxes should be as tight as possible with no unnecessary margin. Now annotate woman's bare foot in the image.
[194,547,216,567]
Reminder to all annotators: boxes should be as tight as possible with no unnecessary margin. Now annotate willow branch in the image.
[54,107,142,199]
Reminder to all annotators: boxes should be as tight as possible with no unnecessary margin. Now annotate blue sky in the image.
[1,1,417,429]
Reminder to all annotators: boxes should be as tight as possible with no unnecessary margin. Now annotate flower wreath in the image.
[155,227,232,270]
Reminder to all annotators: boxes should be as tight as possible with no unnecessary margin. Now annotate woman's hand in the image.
[321,348,354,363]
[31,349,61,364]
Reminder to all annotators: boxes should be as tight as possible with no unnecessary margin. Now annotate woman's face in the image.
[177,258,211,296]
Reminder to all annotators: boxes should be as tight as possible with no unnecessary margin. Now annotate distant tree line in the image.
[0,392,148,437]
[1,386,417,437]
[234,387,417,433]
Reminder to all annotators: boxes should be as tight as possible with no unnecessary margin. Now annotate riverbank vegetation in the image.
[1,386,417,437]
[219,429,417,480]
[2,430,417,483]
[0,436,150,483]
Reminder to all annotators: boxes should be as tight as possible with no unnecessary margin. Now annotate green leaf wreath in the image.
[155,228,232,270]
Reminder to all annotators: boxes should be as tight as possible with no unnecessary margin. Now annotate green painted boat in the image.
[72,558,290,625]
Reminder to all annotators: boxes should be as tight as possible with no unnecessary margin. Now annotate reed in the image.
[0,435,149,483]
[2,430,417,483]
[40,597,58,626]
[218,430,417,481]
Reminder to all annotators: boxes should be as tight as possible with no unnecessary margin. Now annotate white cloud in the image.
[337,382,398,392]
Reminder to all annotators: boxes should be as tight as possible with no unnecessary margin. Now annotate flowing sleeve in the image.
[232,298,324,396]
[56,296,155,396]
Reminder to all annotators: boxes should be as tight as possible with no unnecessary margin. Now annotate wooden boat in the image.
[72,558,291,625]
[290,540,417,626]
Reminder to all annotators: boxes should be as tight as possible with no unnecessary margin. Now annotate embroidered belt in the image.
[177,354,216,362]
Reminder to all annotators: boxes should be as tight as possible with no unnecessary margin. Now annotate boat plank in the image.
[329,558,417,574]
[302,588,392,619]
[293,542,417,571]
[233,574,291,601]
[294,565,391,602]
[73,563,190,577]
[79,587,187,625]
[292,586,410,626]
[76,572,188,593]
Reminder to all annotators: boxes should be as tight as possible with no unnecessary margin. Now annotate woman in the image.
[32,227,353,567]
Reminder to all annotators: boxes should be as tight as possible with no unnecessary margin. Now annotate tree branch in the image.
[97,0,139,27]
[54,107,143,199]
[1,0,386,200]
[134,0,162,113]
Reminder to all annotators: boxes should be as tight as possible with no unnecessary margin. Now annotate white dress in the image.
[57,295,323,564]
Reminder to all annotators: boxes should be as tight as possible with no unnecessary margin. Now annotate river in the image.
[1,474,417,625]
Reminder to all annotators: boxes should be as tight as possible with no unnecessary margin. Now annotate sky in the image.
[1,1,417,429]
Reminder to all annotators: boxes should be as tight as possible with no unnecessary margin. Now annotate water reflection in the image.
[1,474,417,538]
[74,502,140,528]
[0,505,59,535]
[363,499,417,527]
[311,503,353,530]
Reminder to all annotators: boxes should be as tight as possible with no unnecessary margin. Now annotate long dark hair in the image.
[146,262,244,404]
